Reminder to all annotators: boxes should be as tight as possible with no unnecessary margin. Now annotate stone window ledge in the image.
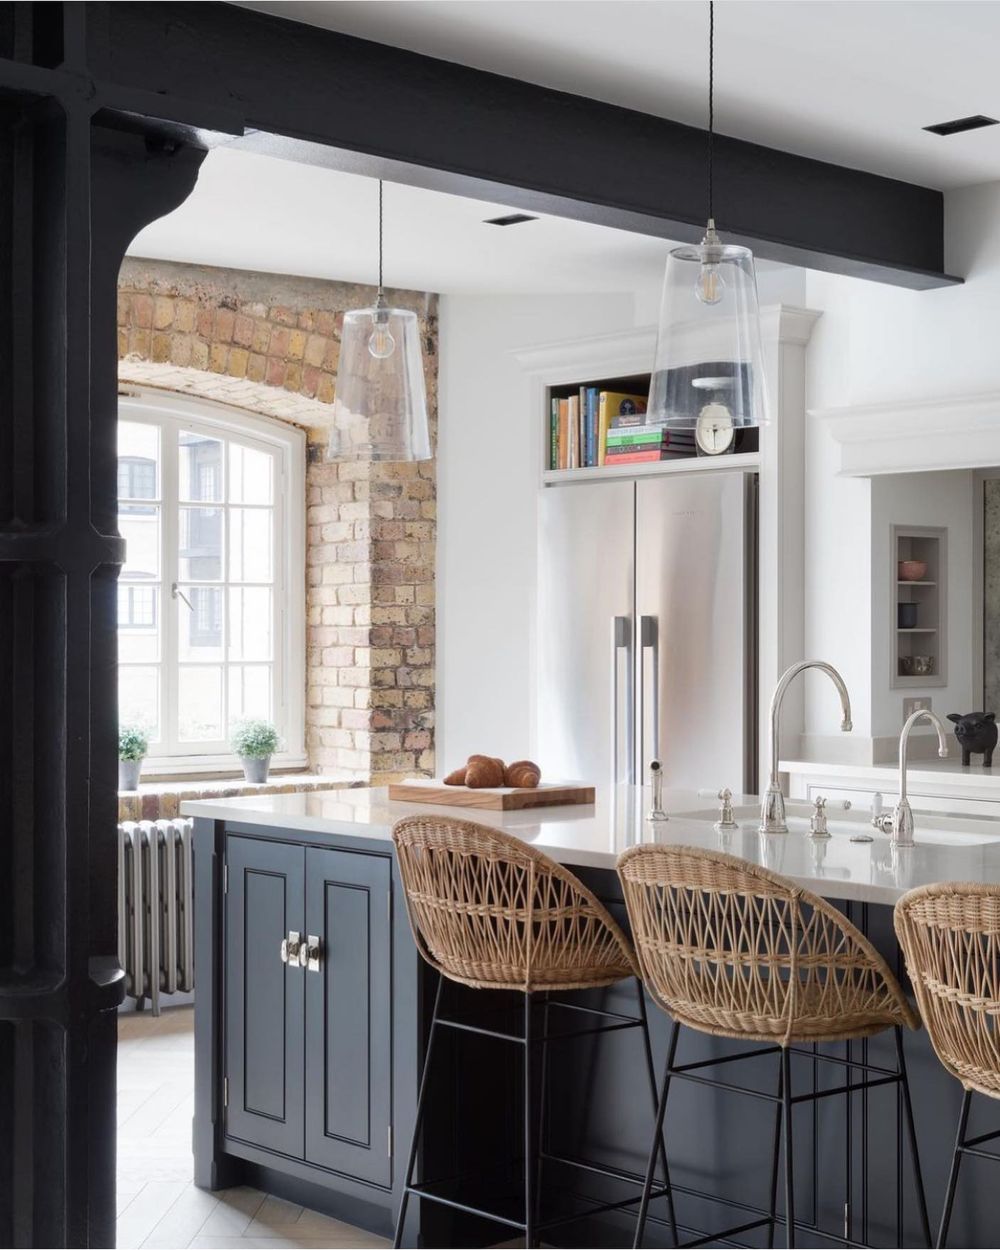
[117,772,356,823]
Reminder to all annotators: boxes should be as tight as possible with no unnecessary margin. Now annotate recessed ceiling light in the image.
[924,115,999,137]
[484,213,538,227]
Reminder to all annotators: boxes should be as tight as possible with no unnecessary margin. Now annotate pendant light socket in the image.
[327,181,432,462]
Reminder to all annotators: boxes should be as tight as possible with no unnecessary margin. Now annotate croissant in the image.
[504,760,541,789]
[465,754,506,788]
[443,767,467,786]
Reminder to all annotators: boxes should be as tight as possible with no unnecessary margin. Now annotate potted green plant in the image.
[118,724,148,791]
[231,718,281,783]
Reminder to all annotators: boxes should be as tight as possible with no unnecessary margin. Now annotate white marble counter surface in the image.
[182,784,1000,907]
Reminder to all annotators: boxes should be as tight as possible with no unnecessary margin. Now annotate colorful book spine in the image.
[550,397,559,470]
[600,391,649,463]
[585,388,596,466]
[606,430,665,448]
[603,448,663,465]
[568,394,579,468]
[558,398,569,470]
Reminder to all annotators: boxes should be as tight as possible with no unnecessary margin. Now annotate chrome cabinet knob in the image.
[280,930,303,966]
[299,935,323,972]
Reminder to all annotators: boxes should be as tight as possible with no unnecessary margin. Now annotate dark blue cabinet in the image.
[305,847,392,1186]
[224,835,306,1157]
[223,836,392,1187]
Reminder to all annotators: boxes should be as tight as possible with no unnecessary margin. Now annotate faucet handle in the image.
[715,788,738,830]
[810,795,830,838]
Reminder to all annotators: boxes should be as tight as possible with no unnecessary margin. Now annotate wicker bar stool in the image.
[894,882,1000,1247]
[618,845,931,1250]
[391,814,677,1249]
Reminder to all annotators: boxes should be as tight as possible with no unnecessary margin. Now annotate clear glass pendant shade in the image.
[326,301,431,462]
[648,224,769,430]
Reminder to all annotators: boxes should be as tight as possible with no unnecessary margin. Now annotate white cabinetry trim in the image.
[814,390,1000,477]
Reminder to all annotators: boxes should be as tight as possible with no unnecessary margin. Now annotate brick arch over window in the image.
[118,257,438,782]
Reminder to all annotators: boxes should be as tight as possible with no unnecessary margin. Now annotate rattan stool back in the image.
[618,844,917,1045]
[393,815,637,993]
[895,882,1000,1098]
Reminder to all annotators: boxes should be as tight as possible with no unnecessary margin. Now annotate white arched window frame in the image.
[118,389,306,775]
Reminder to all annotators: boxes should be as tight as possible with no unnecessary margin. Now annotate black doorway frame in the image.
[0,3,958,1246]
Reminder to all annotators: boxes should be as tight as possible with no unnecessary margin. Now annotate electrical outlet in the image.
[903,696,932,721]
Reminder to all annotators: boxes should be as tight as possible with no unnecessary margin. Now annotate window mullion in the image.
[162,419,180,758]
[223,444,231,744]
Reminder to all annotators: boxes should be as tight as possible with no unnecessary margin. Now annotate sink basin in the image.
[675,802,1000,847]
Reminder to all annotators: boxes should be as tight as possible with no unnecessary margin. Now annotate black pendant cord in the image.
[378,177,384,293]
[708,0,715,223]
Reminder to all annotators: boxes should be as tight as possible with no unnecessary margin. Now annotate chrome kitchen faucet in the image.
[871,708,949,846]
[760,661,853,834]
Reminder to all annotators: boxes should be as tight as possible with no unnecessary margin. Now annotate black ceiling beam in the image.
[82,1,957,290]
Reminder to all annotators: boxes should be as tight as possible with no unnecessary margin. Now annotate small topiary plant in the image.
[230,718,281,760]
[119,724,149,762]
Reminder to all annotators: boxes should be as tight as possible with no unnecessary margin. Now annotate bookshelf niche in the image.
[892,524,947,689]
[544,370,760,483]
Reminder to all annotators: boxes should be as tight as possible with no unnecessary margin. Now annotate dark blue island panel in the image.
[192,817,997,1248]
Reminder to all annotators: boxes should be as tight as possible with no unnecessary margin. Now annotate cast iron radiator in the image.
[117,819,195,1015]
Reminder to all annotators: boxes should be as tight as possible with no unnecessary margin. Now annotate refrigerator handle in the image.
[639,615,660,776]
[611,616,633,784]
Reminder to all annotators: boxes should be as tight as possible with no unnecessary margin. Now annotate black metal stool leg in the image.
[524,992,538,1249]
[535,991,550,1229]
[781,1047,795,1249]
[635,1020,680,1249]
[393,974,444,1249]
[937,1089,972,1249]
[766,1051,784,1249]
[636,982,678,1245]
[894,1027,932,1247]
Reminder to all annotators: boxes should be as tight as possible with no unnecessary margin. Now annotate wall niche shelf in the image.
[891,524,947,689]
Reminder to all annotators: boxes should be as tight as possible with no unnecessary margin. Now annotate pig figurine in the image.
[947,712,998,767]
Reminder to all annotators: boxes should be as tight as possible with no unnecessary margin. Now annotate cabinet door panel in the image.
[225,835,305,1157]
[304,848,392,1186]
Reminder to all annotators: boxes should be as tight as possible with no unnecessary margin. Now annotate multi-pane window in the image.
[117,397,305,769]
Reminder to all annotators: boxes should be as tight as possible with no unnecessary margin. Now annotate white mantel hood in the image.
[813,390,1000,476]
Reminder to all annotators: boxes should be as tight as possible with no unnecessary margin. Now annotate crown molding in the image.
[813,389,1000,476]
[513,305,821,380]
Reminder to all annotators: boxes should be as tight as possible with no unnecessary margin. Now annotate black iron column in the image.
[0,6,206,1244]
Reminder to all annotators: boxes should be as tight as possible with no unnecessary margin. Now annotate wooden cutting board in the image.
[387,780,595,811]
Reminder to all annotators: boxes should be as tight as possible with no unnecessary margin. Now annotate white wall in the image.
[802,180,1000,750]
[436,290,651,771]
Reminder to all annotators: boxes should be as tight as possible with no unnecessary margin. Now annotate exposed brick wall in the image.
[118,258,437,782]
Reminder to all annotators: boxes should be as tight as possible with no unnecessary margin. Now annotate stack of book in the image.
[606,425,697,464]
[550,387,603,470]
[549,387,697,469]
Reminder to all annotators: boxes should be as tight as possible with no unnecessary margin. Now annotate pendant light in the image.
[647,1,768,432]
[327,180,432,462]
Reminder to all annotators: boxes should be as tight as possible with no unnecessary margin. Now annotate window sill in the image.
[117,772,357,823]
[136,752,310,780]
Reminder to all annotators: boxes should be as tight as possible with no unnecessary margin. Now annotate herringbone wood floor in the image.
[115,1007,390,1250]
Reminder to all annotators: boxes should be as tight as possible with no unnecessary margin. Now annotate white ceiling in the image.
[235,0,1000,191]
[128,147,677,295]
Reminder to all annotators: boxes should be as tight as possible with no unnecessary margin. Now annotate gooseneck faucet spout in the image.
[759,660,853,834]
[873,709,949,846]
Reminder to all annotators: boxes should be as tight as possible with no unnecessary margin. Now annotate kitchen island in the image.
[184,785,1000,1248]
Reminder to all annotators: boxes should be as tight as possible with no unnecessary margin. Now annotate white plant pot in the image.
[119,758,143,790]
[241,755,271,784]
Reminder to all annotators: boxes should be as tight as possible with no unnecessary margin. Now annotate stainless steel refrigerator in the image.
[537,471,758,794]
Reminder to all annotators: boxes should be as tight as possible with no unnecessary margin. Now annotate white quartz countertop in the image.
[182,784,1000,907]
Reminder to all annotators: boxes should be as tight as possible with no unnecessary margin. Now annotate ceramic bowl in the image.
[898,560,928,581]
